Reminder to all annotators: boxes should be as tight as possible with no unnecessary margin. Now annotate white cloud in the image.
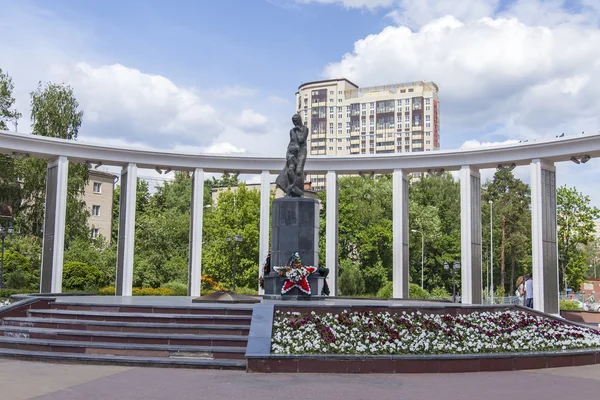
[387,0,500,29]
[460,139,520,150]
[324,15,600,142]
[237,109,269,129]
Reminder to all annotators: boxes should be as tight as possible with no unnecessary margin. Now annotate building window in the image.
[329,90,334,95]
[338,99,342,103]
[426,140,431,144]
[330,114,334,119]
[426,131,431,136]
[405,106,410,112]
[425,98,431,104]
[361,103,366,109]
[337,146,342,150]
[338,91,343,95]
[330,107,334,112]
[91,228,100,239]
[405,123,410,129]
[329,122,334,128]
[346,113,350,118]
[405,115,410,122]
[370,102,374,109]
[346,128,350,134]
[426,122,431,128]
[93,182,102,193]
[92,205,100,216]
[397,99,402,105]
[329,138,334,143]
[338,114,342,119]
[329,98,334,103]
[408,88,414,92]
[329,146,334,150]
[426,106,431,111]
[338,138,342,143]
[338,123,342,128]
[426,115,431,122]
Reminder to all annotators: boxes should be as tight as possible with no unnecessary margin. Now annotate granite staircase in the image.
[0,300,253,369]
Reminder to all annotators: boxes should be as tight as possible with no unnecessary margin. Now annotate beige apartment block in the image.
[83,170,116,242]
[296,78,440,191]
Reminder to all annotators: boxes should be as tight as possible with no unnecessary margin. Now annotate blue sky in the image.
[1,0,600,205]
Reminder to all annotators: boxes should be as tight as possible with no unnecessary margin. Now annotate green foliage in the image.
[2,250,34,289]
[62,262,104,292]
[160,281,188,296]
[97,287,116,296]
[338,259,365,296]
[430,286,451,300]
[0,288,33,299]
[0,68,21,130]
[557,186,600,290]
[482,168,531,296]
[560,299,583,311]
[202,183,260,290]
[409,283,430,299]
[233,286,259,295]
[376,281,393,298]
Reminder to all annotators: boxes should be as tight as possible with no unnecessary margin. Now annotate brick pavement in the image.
[0,359,599,400]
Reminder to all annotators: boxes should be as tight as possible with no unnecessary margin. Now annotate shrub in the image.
[234,286,258,295]
[62,262,105,292]
[132,287,173,296]
[339,262,365,296]
[160,281,188,296]
[376,281,393,298]
[0,288,33,299]
[560,299,583,311]
[97,287,116,296]
[430,286,451,300]
[409,283,430,299]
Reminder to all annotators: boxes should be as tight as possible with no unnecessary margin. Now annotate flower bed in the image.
[271,310,600,355]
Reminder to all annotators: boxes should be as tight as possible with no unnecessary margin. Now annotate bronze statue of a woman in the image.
[275,114,308,197]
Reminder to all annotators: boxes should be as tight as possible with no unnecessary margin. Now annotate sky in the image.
[1,0,600,207]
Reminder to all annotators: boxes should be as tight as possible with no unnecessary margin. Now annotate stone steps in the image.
[0,299,256,369]
[28,309,252,325]
[0,347,246,369]
[0,335,246,359]
[2,317,250,335]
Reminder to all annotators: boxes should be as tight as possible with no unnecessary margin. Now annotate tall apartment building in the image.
[296,79,440,191]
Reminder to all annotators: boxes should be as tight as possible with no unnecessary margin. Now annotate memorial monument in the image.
[263,114,325,298]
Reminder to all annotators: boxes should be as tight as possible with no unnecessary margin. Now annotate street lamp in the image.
[443,260,461,303]
[0,223,15,289]
[411,229,424,289]
[489,199,494,304]
[226,234,243,292]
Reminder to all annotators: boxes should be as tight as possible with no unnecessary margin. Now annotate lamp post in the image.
[411,229,424,289]
[444,260,461,302]
[0,223,15,289]
[489,199,494,304]
[226,234,243,292]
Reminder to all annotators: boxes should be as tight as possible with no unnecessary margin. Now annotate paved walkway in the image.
[2,358,600,400]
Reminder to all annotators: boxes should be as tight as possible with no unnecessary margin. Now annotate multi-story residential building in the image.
[296,79,440,191]
[83,170,116,242]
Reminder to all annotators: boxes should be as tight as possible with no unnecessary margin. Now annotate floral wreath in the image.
[272,252,317,295]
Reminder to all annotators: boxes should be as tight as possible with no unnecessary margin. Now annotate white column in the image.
[531,159,559,314]
[116,163,137,296]
[188,168,204,297]
[258,170,271,295]
[460,165,482,304]
[40,156,69,293]
[392,169,409,298]
[326,171,338,296]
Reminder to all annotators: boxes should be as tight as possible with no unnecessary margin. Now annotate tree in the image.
[483,168,531,295]
[0,68,22,215]
[15,82,89,245]
[0,68,21,130]
[557,186,600,290]
[202,184,261,290]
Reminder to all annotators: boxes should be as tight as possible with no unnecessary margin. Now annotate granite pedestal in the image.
[265,197,324,297]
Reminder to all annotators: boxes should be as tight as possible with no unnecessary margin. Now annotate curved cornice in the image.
[1,130,599,174]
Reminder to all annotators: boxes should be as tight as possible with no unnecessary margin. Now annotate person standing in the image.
[524,273,533,308]
[515,276,525,306]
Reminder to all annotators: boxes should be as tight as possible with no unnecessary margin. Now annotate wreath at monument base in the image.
[273,252,317,295]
